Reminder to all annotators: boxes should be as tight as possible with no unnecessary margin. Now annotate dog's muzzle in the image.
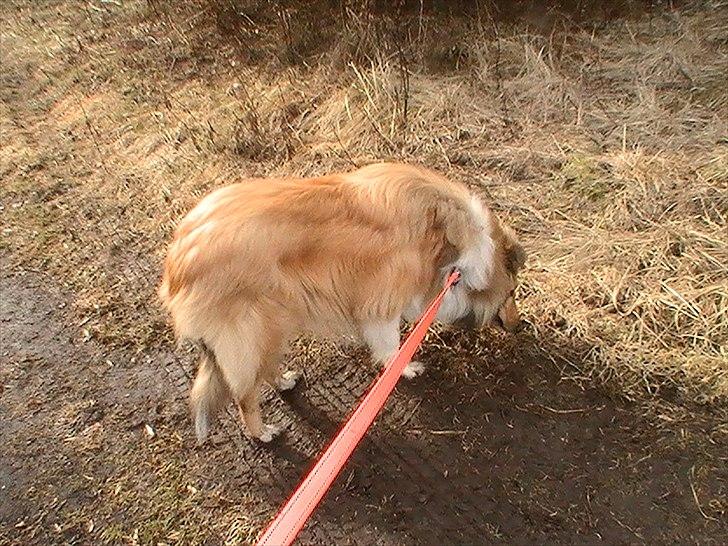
[456,297,522,333]
[495,296,522,332]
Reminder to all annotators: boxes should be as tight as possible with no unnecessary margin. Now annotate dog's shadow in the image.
[204,320,723,546]
[262,347,540,544]
[265,386,340,468]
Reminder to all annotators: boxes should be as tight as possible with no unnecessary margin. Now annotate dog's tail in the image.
[190,342,230,444]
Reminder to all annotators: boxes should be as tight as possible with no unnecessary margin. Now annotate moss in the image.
[558,153,623,202]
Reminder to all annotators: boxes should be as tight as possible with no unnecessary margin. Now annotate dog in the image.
[159,162,526,443]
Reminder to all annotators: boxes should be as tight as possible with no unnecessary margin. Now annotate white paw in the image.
[402,361,426,379]
[257,424,282,443]
[277,370,301,391]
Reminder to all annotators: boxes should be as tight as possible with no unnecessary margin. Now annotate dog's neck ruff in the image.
[455,196,496,290]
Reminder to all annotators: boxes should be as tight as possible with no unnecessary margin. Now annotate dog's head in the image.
[465,224,526,332]
[435,202,526,333]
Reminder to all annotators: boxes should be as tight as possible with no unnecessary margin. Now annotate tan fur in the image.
[159,162,525,443]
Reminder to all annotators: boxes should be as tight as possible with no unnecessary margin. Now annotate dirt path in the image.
[1,0,727,543]
[1,265,726,545]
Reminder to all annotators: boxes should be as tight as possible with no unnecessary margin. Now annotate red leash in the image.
[256,270,461,546]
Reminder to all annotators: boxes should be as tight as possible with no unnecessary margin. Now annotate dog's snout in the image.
[496,296,522,333]
[503,318,523,333]
[493,314,522,333]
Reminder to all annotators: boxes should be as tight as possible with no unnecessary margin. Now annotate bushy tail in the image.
[190,343,230,444]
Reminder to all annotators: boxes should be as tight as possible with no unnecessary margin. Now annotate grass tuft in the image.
[1,0,726,407]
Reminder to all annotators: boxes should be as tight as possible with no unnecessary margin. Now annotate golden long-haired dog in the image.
[159,163,526,443]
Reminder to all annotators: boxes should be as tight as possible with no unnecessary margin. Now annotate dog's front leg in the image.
[361,317,425,379]
[260,353,302,392]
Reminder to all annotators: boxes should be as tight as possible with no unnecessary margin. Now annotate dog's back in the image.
[159,163,470,342]
[159,162,522,442]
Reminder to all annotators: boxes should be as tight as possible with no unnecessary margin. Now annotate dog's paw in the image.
[402,361,426,379]
[277,370,301,391]
[257,424,282,443]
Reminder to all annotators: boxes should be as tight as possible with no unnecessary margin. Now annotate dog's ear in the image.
[507,241,527,273]
[428,215,459,271]
[433,199,475,252]
[435,238,460,270]
[431,199,475,266]
[432,197,497,290]
[502,226,526,273]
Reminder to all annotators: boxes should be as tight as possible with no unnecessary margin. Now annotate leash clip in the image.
[448,267,462,287]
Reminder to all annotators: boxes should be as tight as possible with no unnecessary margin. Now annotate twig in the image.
[427,429,467,436]
[400,400,422,427]
[77,96,110,174]
[609,511,644,540]
[690,466,718,521]
[539,404,597,414]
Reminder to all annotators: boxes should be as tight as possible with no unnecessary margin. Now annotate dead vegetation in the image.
[1,0,727,406]
[1,3,727,544]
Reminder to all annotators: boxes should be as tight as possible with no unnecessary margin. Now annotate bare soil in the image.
[1,0,727,544]
[2,263,726,544]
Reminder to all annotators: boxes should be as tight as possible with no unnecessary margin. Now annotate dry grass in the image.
[1,0,726,411]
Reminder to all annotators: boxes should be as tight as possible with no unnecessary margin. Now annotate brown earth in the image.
[1,0,727,544]
[1,264,726,544]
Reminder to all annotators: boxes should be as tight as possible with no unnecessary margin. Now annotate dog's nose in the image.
[492,315,522,333]
[497,297,522,333]
[503,319,523,333]
[492,317,522,333]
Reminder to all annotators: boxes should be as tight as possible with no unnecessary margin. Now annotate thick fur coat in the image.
[159,163,525,442]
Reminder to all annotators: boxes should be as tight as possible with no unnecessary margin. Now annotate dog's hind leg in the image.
[209,320,281,443]
[276,370,301,391]
[236,384,280,443]
[256,328,300,392]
